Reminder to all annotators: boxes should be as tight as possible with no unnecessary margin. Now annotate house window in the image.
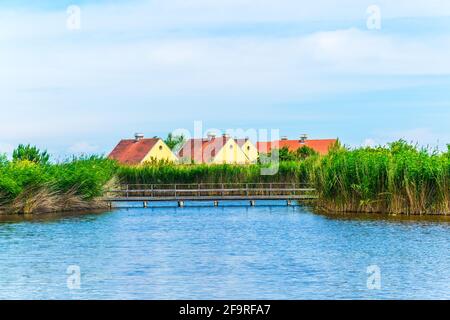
[159,145,163,150]
[247,146,250,151]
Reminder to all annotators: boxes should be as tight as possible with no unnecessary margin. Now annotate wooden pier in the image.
[105,183,317,207]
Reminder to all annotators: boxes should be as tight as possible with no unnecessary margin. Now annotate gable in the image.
[213,139,248,163]
[142,139,177,163]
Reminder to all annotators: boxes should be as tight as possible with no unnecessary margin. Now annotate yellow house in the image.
[109,134,177,165]
[178,134,248,164]
[235,138,258,164]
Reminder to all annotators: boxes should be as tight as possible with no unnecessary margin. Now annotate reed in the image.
[115,161,309,185]
[308,141,450,215]
[0,156,117,214]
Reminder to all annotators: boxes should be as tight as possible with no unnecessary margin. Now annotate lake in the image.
[0,202,449,300]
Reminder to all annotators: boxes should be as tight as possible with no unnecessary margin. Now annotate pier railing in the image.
[106,183,317,202]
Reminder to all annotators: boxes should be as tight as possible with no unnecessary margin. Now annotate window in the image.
[159,145,163,150]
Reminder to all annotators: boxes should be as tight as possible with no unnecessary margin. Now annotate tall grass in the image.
[0,156,117,214]
[116,162,309,185]
[309,141,450,215]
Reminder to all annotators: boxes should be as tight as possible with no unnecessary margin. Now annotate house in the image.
[178,133,249,164]
[109,134,177,165]
[235,138,258,163]
[257,135,337,155]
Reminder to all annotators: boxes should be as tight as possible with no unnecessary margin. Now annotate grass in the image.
[0,156,117,214]
[115,161,309,184]
[308,141,450,215]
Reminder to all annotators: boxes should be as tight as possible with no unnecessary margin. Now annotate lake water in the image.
[0,202,449,300]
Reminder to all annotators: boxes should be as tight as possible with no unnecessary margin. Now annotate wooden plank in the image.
[108,188,316,193]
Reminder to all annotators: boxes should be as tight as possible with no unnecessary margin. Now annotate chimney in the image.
[300,134,308,143]
[281,136,288,141]
[222,133,230,139]
[134,133,144,141]
[207,132,216,141]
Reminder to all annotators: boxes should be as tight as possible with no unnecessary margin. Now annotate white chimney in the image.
[300,134,308,143]
[135,133,144,141]
[281,136,288,141]
[207,132,216,141]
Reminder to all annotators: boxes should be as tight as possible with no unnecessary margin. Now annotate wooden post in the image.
[178,200,184,208]
[250,200,256,206]
[143,201,148,208]
[214,200,219,207]
[246,184,249,196]
[126,185,129,198]
[174,184,177,198]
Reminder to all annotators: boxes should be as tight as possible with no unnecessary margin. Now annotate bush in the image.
[12,144,50,165]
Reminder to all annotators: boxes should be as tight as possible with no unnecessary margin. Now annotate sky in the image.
[1,0,450,158]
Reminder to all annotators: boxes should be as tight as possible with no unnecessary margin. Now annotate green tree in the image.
[388,139,416,154]
[12,144,50,165]
[0,153,8,167]
[164,133,185,150]
[295,146,318,159]
[277,147,297,162]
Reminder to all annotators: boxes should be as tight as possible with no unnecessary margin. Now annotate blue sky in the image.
[1,0,450,158]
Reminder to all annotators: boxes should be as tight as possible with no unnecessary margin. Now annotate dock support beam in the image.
[287,200,292,206]
[250,200,256,206]
[143,201,148,208]
[178,201,185,208]
[213,201,219,207]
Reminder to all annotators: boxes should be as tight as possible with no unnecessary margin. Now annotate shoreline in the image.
[1,198,449,216]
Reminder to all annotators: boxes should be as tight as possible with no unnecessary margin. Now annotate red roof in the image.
[256,139,337,155]
[108,138,160,165]
[178,137,232,163]
[234,138,250,147]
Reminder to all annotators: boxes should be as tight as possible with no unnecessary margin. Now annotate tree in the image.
[164,133,185,151]
[388,139,416,154]
[12,144,50,165]
[277,147,297,162]
[0,153,8,167]
[295,145,318,159]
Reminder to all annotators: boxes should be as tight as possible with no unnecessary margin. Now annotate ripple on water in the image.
[0,203,449,299]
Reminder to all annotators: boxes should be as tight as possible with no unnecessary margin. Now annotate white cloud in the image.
[0,1,449,154]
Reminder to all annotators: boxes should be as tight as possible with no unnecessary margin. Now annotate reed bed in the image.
[0,156,117,214]
[115,162,309,185]
[309,141,450,215]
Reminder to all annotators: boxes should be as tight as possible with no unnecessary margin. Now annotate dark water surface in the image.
[0,202,449,299]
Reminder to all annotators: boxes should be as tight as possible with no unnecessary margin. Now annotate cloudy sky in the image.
[1,0,450,158]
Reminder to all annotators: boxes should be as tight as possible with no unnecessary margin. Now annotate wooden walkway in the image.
[106,183,317,207]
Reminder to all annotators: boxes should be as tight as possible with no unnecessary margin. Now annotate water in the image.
[0,202,449,300]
